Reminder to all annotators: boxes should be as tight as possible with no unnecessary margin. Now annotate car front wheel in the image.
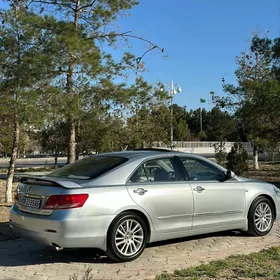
[106,212,148,262]
[248,197,274,236]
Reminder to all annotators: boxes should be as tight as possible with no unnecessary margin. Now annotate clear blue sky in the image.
[116,0,280,110]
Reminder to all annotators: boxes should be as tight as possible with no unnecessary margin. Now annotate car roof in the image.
[92,149,188,160]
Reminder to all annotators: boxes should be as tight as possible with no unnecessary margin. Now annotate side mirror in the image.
[226,170,235,180]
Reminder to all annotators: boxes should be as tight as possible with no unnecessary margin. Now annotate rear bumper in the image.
[9,204,115,251]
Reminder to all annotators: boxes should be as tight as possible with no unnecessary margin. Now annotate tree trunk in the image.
[5,119,20,203]
[66,1,80,164]
[75,120,80,161]
[253,145,259,170]
[54,139,58,169]
[66,61,76,163]
[67,117,76,164]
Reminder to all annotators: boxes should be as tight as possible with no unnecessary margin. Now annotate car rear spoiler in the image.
[19,175,82,189]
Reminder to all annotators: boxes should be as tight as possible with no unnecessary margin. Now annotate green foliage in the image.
[206,107,237,141]
[20,103,249,155]
[214,142,227,167]
[172,104,191,141]
[18,0,163,162]
[177,120,190,141]
[227,142,249,175]
[0,119,13,156]
[198,130,207,141]
[126,105,170,148]
[188,108,206,135]
[215,34,280,169]
[0,8,58,123]
[37,122,68,155]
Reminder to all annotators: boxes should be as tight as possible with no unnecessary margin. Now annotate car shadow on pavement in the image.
[0,239,114,266]
[0,222,15,242]
[0,229,248,267]
[147,229,248,248]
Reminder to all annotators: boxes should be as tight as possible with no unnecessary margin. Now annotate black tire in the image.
[106,212,148,262]
[247,196,274,236]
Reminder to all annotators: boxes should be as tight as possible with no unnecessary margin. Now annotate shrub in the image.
[198,130,207,141]
[214,141,227,167]
[227,142,249,175]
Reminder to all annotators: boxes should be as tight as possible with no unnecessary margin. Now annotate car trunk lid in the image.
[15,176,85,215]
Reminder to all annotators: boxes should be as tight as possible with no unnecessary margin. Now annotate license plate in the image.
[21,197,41,209]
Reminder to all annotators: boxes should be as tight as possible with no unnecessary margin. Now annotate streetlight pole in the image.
[200,102,203,132]
[160,80,181,150]
[170,80,174,150]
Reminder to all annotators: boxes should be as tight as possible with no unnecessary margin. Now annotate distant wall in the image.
[152,141,271,160]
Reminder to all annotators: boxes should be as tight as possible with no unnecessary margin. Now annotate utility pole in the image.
[200,103,203,131]
[160,81,182,151]
[170,80,174,150]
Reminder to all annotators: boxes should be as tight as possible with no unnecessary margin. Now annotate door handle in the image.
[133,188,148,195]
[193,186,205,193]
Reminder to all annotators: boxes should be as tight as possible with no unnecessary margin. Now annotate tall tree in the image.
[23,0,163,163]
[126,83,170,148]
[215,35,274,169]
[205,107,237,141]
[188,108,207,138]
[171,104,191,141]
[0,5,57,202]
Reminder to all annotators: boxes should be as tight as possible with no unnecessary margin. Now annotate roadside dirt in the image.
[245,162,280,184]
[0,180,18,241]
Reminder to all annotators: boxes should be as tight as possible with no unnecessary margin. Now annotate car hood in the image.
[235,175,265,183]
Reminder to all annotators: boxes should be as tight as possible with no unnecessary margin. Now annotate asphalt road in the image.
[0,157,67,168]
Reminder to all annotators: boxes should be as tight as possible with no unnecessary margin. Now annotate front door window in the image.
[180,157,226,181]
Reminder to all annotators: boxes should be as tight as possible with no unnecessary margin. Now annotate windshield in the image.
[48,156,128,180]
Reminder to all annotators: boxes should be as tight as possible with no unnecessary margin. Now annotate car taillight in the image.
[42,194,89,210]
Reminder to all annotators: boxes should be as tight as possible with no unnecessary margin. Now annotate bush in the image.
[198,130,207,141]
[214,142,227,167]
[227,142,249,175]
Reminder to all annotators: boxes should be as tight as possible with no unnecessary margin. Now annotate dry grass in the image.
[0,180,18,220]
[0,180,19,241]
[245,161,280,182]
[156,247,280,280]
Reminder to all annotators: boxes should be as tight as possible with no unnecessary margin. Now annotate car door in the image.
[126,157,194,233]
[178,156,246,230]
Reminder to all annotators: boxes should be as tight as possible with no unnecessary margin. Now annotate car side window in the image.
[128,158,178,183]
[180,157,226,181]
[128,165,148,183]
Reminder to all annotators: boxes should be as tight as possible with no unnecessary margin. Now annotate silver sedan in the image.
[9,149,280,262]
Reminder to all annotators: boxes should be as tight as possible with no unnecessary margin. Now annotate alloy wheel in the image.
[254,202,273,232]
[114,219,144,256]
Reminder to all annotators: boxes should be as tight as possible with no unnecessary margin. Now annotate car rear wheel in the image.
[106,212,148,262]
[247,197,274,236]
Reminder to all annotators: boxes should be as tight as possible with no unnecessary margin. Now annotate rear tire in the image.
[106,212,148,262]
[247,196,274,236]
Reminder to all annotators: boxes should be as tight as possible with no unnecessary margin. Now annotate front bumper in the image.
[9,204,115,251]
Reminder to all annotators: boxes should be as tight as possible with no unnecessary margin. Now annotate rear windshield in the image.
[48,155,128,180]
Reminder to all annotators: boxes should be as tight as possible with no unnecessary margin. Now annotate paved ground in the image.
[0,222,280,280]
